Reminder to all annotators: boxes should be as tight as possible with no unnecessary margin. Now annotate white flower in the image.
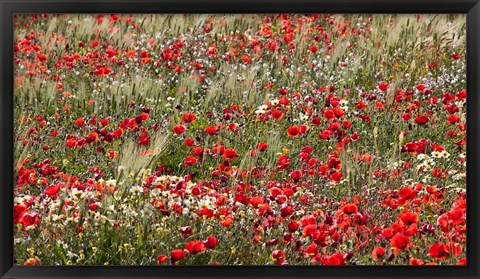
[440,150,450,158]
[431,151,441,158]
[270,99,280,106]
[130,186,144,195]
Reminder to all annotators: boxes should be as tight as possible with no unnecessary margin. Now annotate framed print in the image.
[1,0,479,278]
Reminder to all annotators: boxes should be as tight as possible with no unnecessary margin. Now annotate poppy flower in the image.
[23,255,42,266]
[256,142,268,151]
[20,212,40,227]
[287,126,301,137]
[288,221,299,232]
[75,117,85,127]
[305,243,318,256]
[203,235,218,249]
[447,114,461,125]
[330,171,343,182]
[271,250,285,265]
[324,110,335,121]
[279,88,289,95]
[451,53,461,60]
[157,255,168,264]
[14,204,26,224]
[341,203,358,215]
[170,249,186,263]
[390,234,410,251]
[327,122,340,131]
[184,156,197,166]
[400,211,418,225]
[372,247,385,261]
[271,110,284,120]
[414,115,429,125]
[303,224,317,237]
[378,82,389,91]
[205,126,218,135]
[45,183,61,196]
[138,134,150,145]
[173,124,186,134]
[280,206,294,218]
[289,170,302,182]
[223,148,238,160]
[398,187,417,200]
[181,113,196,124]
[179,226,193,238]
[309,45,318,53]
[409,258,425,265]
[428,242,449,260]
[321,253,345,265]
[184,138,195,146]
[185,240,206,255]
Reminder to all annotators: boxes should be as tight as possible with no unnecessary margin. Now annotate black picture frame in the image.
[1,0,479,278]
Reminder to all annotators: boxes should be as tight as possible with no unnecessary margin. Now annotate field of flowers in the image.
[13,14,467,266]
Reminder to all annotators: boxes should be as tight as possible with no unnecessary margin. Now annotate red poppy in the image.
[342,120,351,128]
[20,212,40,227]
[290,170,303,182]
[416,84,426,91]
[75,117,85,127]
[390,234,410,251]
[409,258,425,265]
[157,255,168,264]
[138,134,150,145]
[223,148,238,160]
[330,171,342,182]
[184,156,197,166]
[184,138,195,146]
[428,242,449,260]
[447,114,461,125]
[341,203,358,215]
[271,250,285,265]
[203,235,218,249]
[271,110,284,120]
[179,226,193,238]
[414,115,429,125]
[306,243,318,256]
[173,124,186,134]
[181,113,196,124]
[185,240,206,255]
[400,211,418,225]
[327,122,340,131]
[284,221,298,234]
[372,247,385,261]
[303,224,317,237]
[45,183,61,196]
[398,187,417,200]
[170,249,186,263]
[279,88,289,95]
[205,126,218,135]
[321,253,345,265]
[280,206,294,218]
[324,110,335,121]
[309,45,318,53]
[135,113,149,124]
[14,204,26,224]
[37,53,47,62]
[256,142,268,151]
[378,82,389,91]
[287,126,301,137]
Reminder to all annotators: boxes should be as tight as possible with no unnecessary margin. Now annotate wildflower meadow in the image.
[13,14,466,266]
